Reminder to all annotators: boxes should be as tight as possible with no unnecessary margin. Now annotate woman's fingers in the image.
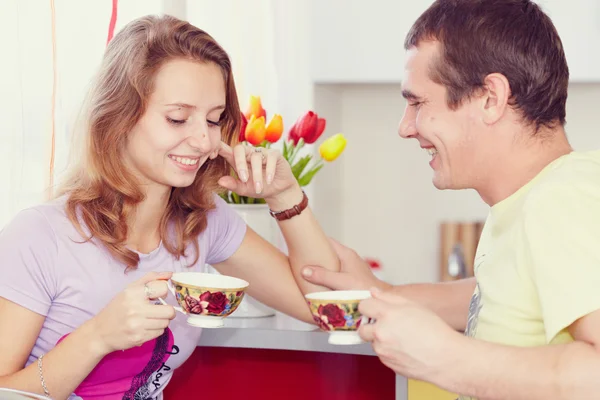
[250,150,264,194]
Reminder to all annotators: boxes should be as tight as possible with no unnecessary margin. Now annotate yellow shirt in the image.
[459,150,600,400]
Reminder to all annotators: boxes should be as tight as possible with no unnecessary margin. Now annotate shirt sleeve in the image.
[0,208,58,316]
[205,194,247,265]
[523,181,600,343]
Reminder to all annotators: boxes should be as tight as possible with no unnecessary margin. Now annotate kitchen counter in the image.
[195,312,408,399]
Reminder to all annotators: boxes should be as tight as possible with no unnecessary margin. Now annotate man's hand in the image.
[301,238,391,291]
[358,288,460,382]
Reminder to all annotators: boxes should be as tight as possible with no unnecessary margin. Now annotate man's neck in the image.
[477,126,572,206]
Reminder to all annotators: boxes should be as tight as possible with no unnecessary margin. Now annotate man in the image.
[302,1,600,399]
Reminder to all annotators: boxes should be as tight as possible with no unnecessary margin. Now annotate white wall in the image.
[312,83,600,284]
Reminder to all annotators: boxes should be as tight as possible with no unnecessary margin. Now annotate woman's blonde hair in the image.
[57,15,240,270]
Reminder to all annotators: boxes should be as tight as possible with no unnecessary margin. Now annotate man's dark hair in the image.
[405,0,569,131]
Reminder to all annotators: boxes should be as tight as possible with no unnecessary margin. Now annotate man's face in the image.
[398,41,489,190]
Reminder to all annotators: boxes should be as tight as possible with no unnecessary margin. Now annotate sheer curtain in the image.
[186,1,281,126]
[0,0,163,228]
[0,0,310,228]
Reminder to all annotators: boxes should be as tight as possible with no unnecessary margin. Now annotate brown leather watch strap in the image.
[269,190,308,221]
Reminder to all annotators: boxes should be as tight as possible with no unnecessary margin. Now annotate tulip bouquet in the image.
[221,96,347,204]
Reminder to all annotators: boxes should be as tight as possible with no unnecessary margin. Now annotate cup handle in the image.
[157,280,187,315]
[360,316,376,325]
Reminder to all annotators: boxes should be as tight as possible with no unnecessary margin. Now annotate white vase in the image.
[207,203,283,318]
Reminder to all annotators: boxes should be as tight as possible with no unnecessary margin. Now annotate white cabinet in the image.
[310,0,600,83]
[309,0,432,83]
[538,0,600,82]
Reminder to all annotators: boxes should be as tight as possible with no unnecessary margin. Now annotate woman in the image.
[0,15,339,399]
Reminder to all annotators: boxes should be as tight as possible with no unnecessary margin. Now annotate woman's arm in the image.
[213,187,341,323]
[265,185,340,294]
[0,298,105,400]
[0,272,174,400]
[217,143,341,298]
[214,225,315,324]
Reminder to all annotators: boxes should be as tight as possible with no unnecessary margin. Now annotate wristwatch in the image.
[269,190,309,221]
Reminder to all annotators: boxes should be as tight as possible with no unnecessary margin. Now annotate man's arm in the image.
[301,238,475,331]
[391,278,475,332]
[436,309,600,399]
[357,290,600,400]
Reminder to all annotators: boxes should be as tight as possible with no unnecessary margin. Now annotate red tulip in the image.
[239,112,248,142]
[288,111,326,145]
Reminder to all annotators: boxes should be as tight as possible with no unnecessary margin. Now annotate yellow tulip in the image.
[319,133,347,162]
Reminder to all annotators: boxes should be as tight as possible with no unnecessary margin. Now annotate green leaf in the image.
[291,155,312,179]
[283,140,289,159]
[219,192,229,202]
[288,139,304,165]
[298,162,324,186]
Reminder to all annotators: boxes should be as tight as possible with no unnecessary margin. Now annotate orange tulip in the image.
[245,115,266,146]
[245,95,267,121]
[265,114,284,143]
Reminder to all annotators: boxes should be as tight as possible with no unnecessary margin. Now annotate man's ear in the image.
[480,73,511,125]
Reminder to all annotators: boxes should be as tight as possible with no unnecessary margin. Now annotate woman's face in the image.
[123,58,226,193]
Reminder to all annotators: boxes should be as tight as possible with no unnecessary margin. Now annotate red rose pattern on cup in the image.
[318,304,346,327]
[180,289,242,316]
[200,291,229,314]
[308,301,363,332]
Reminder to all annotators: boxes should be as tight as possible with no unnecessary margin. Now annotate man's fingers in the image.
[358,322,376,342]
[302,266,357,290]
[371,288,410,306]
[358,297,388,321]
[327,237,361,262]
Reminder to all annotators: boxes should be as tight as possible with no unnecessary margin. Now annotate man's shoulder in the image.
[528,150,600,197]
[543,150,600,184]
[522,150,600,218]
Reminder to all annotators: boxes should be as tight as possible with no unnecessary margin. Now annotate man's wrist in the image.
[374,278,393,291]
[429,332,474,393]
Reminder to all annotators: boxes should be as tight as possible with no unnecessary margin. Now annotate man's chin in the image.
[431,174,446,190]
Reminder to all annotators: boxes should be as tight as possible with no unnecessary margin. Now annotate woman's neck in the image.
[126,185,171,254]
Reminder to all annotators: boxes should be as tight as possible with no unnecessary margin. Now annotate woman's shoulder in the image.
[1,196,71,243]
[200,193,247,265]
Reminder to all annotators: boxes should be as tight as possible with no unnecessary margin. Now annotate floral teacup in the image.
[305,290,371,345]
[160,272,249,328]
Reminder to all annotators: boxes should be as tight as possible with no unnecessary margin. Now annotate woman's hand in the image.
[88,271,176,356]
[217,141,299,203]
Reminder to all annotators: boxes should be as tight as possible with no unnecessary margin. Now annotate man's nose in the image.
[398,112,417,139]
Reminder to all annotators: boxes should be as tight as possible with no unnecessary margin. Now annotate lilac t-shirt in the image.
[0,194,246,399]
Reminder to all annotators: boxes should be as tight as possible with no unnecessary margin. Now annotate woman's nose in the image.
[187,123,214,153]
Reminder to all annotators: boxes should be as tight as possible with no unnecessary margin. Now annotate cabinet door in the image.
[309,0,433,83]
[310,0,600,83]
[538,0,600,82]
